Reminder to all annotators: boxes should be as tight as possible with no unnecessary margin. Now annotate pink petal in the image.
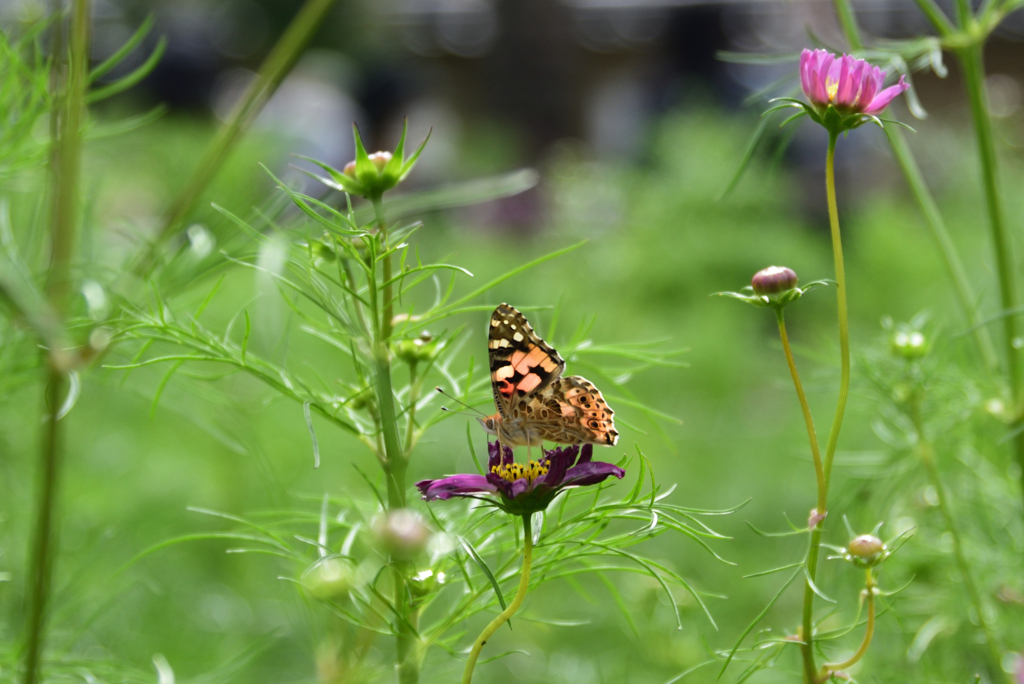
[811,52,835,105]
[835,56,863,107]
[863,75,909,114]
[855,68,880,111]
[799,49,814,99]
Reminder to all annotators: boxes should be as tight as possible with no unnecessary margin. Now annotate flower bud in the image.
[892,330,928,359]
[373,509,432,560]
[304,559,353,600]
[751,266,798,295]
[393,331,440,365]
[343,160,357,178]
[368,151,392,172]
[409,568,445,598]
[847,534,885,566]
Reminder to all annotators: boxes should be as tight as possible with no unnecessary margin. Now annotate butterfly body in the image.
[481,304,618,448]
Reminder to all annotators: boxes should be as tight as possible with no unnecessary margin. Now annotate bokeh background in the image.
[3,0,1024,681]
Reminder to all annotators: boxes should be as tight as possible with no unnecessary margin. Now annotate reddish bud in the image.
[847,534,885,565]
[343,160,357,178]
[751,266,798,296]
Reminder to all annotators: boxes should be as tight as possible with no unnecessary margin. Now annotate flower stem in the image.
[462,515,534,684]
[821,568,876,677]
[822,131,851,492]
[777,307,827,683]
[910,405,1007,682]
[24,2,89,682]
[829,0,998,376]
[958,43,1024,506]
[776,310,825,512]
[799,130,853,684]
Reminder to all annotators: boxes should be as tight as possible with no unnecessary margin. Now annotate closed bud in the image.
[847,534,885,566]
[343,160,357,178]
[304,559,353,600]
[394,331,440,365]
[752,266,798,295]
[368,151,392,172]
[892,330,928,359]
[409,568,445,598]
[373,509,432,560]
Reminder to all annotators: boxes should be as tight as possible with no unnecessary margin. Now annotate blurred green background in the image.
[3,0,1024,682]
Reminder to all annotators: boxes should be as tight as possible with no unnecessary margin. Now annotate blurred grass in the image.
[1,103,1020,682]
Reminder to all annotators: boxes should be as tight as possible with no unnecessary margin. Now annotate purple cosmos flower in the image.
[800,49,908,116]
[416,442,625,515]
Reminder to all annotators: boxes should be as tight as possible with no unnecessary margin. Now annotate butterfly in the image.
[478,303,619,448]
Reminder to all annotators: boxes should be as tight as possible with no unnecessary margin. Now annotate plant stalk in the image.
[800,130,853,684]
[821,569,876,677]
[910,405,1006,682]
[822,132,851,491]
[24,1,89,681]
[830,0,998,376]
[777,310,825,512]
[958,44,1024,504]
[462,515,534,684]
[132,0,339,276]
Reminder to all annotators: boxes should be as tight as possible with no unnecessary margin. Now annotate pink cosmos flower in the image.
[799,49,908,116]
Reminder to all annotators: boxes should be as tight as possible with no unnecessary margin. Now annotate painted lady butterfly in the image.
[478,303,619,448]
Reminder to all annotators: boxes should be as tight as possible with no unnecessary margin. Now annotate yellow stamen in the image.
[490,459,550,484]
[826,78,839,102]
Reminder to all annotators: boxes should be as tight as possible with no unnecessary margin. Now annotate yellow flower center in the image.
[491,460,549,484]
[826,78,839,102]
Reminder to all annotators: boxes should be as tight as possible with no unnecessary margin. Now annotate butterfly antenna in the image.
[435,386,488,417]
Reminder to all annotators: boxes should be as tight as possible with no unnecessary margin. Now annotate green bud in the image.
[408,568,446,598]
[304,559,354,600]
[892,330,928,359]
[373,509,432,561]
[393,331,440,365]
[314,121,430,200]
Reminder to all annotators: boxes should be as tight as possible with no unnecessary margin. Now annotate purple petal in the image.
[417,474,497,501]
[510,478,531,498]
[486,472,513,497]
[562,460,626,488]
[577,444,593,464]
[540,444,579,487]
[863,75,908,114]
[487,441,501,470]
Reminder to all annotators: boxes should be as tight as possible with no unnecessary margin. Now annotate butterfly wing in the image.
[488,303,565,419]
[526,376,619,446]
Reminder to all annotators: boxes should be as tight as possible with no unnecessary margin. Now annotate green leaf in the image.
[458,535,510,620]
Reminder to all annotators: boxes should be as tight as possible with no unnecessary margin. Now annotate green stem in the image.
[779,306,827,680]
[911,0,957,36]
[910,406,1006,682]
[958,44,1024,504]
[132,0,339,276]
[821,568,876,677]
[372,199,394,342]
[822,132,851,492]
[830,0,997,375]
[831,0,864,50]
[462,515,534,684]
[367,199,417,682]
[776,310,826,511]
[24,2,89,682]
[404,362,420,454]
[800,130,853,684]
[883,123,998,374]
